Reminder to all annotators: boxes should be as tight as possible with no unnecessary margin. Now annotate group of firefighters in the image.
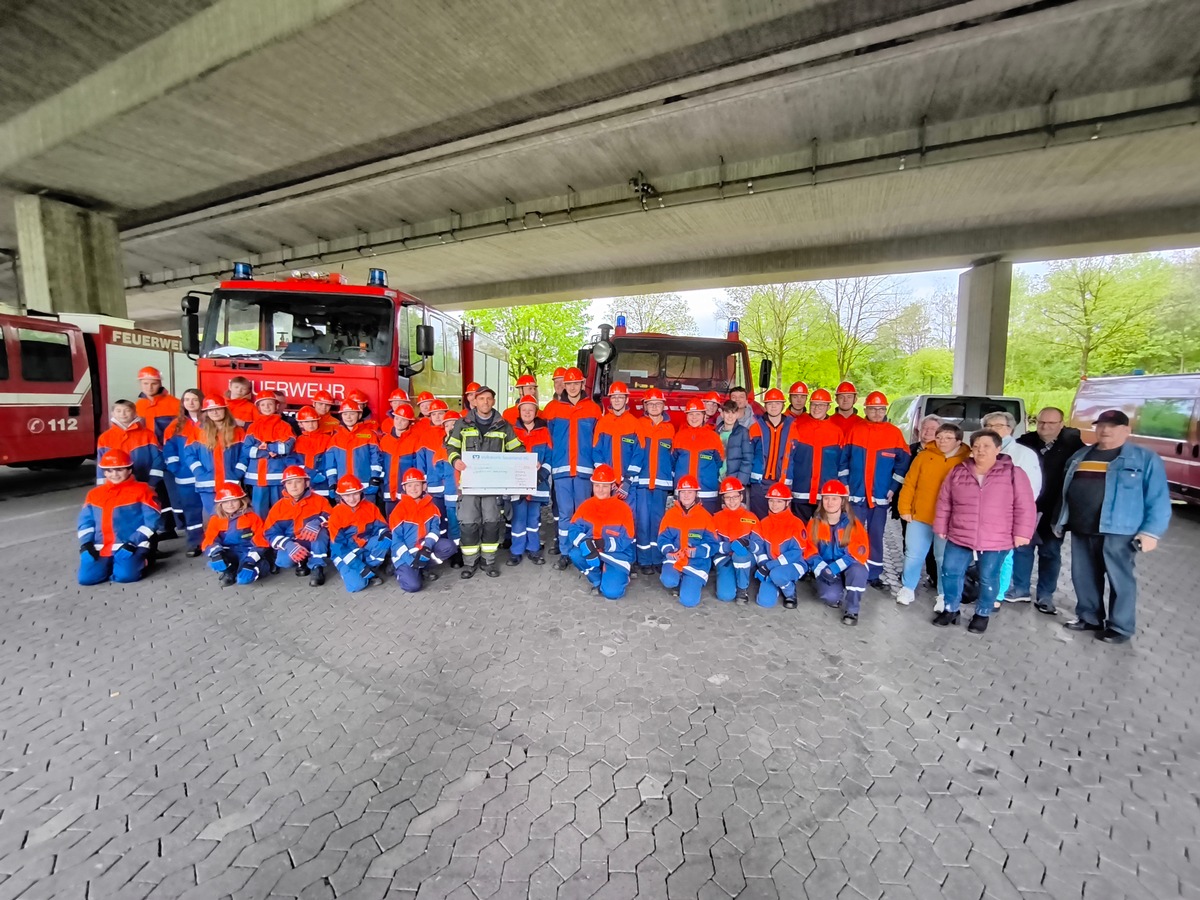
[78,365,914,624]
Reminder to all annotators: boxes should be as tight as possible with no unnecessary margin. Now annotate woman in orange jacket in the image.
[895,423,969,609]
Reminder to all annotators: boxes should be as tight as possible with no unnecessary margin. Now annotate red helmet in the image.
[313,390,335,405]
[810,389,832,403]
[820,480,850,497]
[136,366,163,381]
[392,403,415,420]
[763,388,786,404]
[516,374,537,387]
[563,367,584,383]
[517,394,539,408]
[98,449,134,469]
[684,399,706,414]
[642,388,666,403]
[201,394,227,411]
[702,391,722,405]
[215,482,247,503]
[339,399,363,414]
[788,381,809,396]
[296,406,319,422]
[719,476,745,494]
[401,467,426,485]
[591,464,617,484]
[336,475,364,495]
[253,390,277,405]
[552,367,566,379]
[676,475,700,492]
[349,389,370,405]
[465,382,481,394]
[443,410,461,421]
[608,381,629,396]
[282,465,309,482]
[836,381,857,395]
[864,391,888,408]
[417,391,436,404]
[766,482,793,501]
[428,399,449,413]
[388,388,410,404]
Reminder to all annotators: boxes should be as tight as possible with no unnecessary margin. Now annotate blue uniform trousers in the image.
[553,476,592,553]
[335,534,391,593]
[395,535,458,592]
[634,487,668,566]
[249,484,283,520]
[853,502,889,581]
[79,548,146,585]
[714,544,753,601]
[568,545,630,600]
[510,499,544,556]
[660,558,710,608]
[815,563,868,614]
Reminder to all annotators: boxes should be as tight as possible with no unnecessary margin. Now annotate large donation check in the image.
[459,451,539,495]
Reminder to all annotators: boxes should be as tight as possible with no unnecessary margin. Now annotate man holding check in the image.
[445,386,523,579]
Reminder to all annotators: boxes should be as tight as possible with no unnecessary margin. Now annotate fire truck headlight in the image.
[592,340,614,365]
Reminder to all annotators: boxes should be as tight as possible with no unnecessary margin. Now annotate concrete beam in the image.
[0,0,366,176]
[16,195,126,316]
[408,205,1200,309]
[953,260,1012,395]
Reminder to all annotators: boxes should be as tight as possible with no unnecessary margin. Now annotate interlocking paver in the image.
[0,475,1197,899]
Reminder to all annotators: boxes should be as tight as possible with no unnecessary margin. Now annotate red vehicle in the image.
[181,264,509,414]
[0,312,194,469]
[579,315,767,422]
[1070,372,1200,504]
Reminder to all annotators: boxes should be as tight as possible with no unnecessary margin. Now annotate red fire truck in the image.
[579,315,768,422]
[181,264,509,415]
[0,311,194,469]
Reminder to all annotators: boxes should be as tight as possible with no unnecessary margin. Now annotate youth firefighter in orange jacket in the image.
[671,399,725,513]
[243,391,299,517]
[629,389,674,573]
[839,391,911,588]
[201,482,271,586]
[389,468,458,591]
[803,480,870,625]
[77,450,161,585]
[264,466,332,586]
[567,464,636,600]
[748,389,802,519]
[711,477,759,603]
[750,483,809,609]
[657,475,718,608]
[327,475,391,592]
[787,388,844,521]
[592,382,640,510]
[547,367,603,563]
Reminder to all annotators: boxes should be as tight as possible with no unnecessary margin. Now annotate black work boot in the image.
[309,566,325,587]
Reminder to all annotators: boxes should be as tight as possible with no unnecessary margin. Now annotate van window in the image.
[445,322,460,375]
[0,335,8,380]
[18,329,73,382]
[1137,399,1194,440]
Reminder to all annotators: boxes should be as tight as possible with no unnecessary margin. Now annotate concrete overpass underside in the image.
[0,0,1198,315]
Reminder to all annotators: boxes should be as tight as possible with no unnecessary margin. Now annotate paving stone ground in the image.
[1,471,1198,899]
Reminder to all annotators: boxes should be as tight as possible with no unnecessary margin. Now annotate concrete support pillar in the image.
[952,258,1011,395]
[14,195,127,317]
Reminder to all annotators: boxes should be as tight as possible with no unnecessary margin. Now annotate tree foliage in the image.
[601,293,697,335]
[716,282,823,388]
[816,276,905,380]
[469,301,590,380]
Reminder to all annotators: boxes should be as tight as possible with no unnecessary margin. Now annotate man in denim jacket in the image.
[1054,410,1171,644]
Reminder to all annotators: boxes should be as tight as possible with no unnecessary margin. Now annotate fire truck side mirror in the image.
[415,324,435,358]
[758,358,773,392]
[180,293,201,356]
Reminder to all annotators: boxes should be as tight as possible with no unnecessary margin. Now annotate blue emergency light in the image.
[232,261,254,280]
[729,319,739,332]
[368,267,388,287]
[616,315,626,328]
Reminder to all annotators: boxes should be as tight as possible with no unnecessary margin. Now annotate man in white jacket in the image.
[982,411,1042,604]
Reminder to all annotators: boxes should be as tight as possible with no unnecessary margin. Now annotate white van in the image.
[887,394,1027,445]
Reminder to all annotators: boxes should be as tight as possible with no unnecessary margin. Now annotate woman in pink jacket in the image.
[932,430,1036,634]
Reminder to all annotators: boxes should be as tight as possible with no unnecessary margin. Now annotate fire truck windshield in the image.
[610,338,746,394]
[201,289,393,365]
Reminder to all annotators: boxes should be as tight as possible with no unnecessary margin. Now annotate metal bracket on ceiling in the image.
[811,138,819,186]
[718,155,725,200]
[566,184,576,222]
[504,198,516,228]
[449,209,462,233]
[1043,90,1057,147]
[918,115,928,164]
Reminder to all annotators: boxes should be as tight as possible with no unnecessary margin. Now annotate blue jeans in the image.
[901,521,946,591]
[940,541,1004,617]
[1070,533,1139,636]
[1011,534,1064,603]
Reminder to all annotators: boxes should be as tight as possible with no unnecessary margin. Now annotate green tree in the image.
[816,276,904,380]
[601,292,697,335]
[469,301,591,380]
[716,282,822,388]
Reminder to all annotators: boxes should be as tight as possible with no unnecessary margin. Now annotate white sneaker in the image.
[1005,593,1032,603]
[896,587,916,606]
[933,594,945,613]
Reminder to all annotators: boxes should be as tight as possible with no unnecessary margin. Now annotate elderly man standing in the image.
[1012,407,1084,613]
[1055,410,1171,644]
